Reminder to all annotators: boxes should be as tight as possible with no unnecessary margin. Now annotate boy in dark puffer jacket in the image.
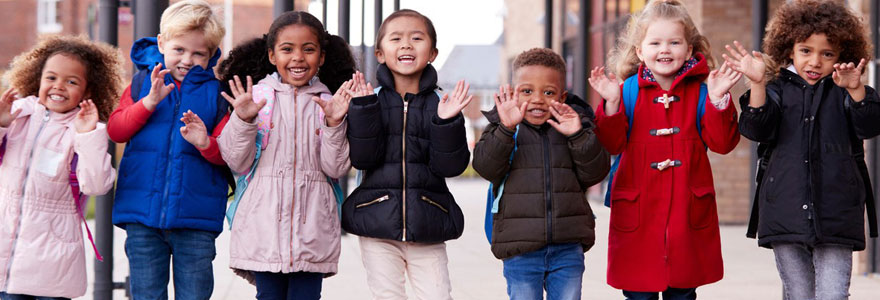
[473,48,610,299]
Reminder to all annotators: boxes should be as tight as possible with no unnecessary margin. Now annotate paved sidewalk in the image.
[81,178,880,299]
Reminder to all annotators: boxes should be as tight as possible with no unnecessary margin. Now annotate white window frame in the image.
[37,0,62,33]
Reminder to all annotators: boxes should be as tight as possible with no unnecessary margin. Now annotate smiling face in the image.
[375,16,438,81]
[790,33,839,85]
[268,24,325,87]
[157,30,212,81]
[513,65,567,125]
[38,53,88,114]
[637,18,693,87]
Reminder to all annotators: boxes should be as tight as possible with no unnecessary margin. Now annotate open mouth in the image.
[527,108,547,118]
[288,67,309,80]
[657,58,673,63]
[176,66,190,75]
[804,70,822,80]
[48,94,67,102]
[398,55,415,64]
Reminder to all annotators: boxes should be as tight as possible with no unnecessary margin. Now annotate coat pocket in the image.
[610,188,639,232]
[688,185,716,230]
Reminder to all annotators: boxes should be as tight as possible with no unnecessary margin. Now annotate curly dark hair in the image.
[512,48,566,82]
[5,35,124,121]
[763,0,872,75]
[217,11,356,94]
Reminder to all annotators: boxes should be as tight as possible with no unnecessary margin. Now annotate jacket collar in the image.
[376,63,439,95]
[258,72,330,96]
[637,52,709,90]
[130,37,221,85]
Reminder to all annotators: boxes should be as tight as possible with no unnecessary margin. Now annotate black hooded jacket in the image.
[341,64,470,243]
[739,68,880,250]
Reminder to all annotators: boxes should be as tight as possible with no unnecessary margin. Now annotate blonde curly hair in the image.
[607,0,715,79]
[5,35,124,121]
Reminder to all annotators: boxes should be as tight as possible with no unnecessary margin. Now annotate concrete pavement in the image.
[80,178,880,299]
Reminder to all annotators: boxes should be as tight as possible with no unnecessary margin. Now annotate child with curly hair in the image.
[725,0,880,298]
[0,34,123,300]
[588,0,742,298]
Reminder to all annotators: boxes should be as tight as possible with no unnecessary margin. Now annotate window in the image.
[37,0,62,33]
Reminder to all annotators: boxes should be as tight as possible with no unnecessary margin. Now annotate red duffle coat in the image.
[594,54,739,291]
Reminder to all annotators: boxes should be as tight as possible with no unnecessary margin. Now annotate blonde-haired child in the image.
[106,0,230,298]
[0,34,122,300]
[588,0,742,298]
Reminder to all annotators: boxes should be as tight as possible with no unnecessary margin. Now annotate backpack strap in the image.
[696,83,708,137]
[842,89,878,237]
[484,124,519,242]
[129,69,150,103]
[70,154,103,261]
[226,132,264,228]
[604,75,640,207]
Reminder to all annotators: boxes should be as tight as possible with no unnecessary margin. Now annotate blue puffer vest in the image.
[112,37,228,232]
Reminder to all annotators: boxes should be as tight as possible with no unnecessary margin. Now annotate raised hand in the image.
[706,62,743,102]
[349,71,374,97]
[588,66,621,103]
[833,58,866,89]
[494,84,527,130]
[221,75,265,123]
[0,88,22,128]
[142,63,175,111]
[179,110,210,149]
[723,41,766,85]
[74,100,98,133]
[316,79,353,127]
[547,101,581,136]
[437,80,474,120]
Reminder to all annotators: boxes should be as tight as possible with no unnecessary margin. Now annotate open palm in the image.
[0,88,21,128]
[74,100,98,133]
[180,110,209,149]
[221,75,265,123]
[706,63,743,102]
[494,84,526,130]
[438,80,474,120]
[547,101,581,136]
[832,59,866,89]
[723,41,765,84]
[316,79,353,127]
[588,66,621,102]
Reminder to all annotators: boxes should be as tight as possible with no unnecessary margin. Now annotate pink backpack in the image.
[0,137,102,261]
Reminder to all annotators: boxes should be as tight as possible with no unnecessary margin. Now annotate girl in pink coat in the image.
[0,35,123,299]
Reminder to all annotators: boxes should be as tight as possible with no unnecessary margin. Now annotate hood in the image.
[257,72,330,96]
[130,37,222,83]
[376,63,439,95]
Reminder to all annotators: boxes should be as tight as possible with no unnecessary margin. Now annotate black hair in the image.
[217,11,356,94]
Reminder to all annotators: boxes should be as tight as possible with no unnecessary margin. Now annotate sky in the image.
[309,0,505,68]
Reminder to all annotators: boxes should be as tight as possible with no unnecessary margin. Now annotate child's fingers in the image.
[724,45,742,60]
[461,95,474,108]
[546,119,560,128]
[462,82,471,101]
[246,76,254,92]
[221,91,236,105]
[493,93,502,108]
[255,97,268,111]
[519,101,528,116]
[440,93,449,103]
[312,96,326,109]
[857,58,867,71]
[150,64,162,80]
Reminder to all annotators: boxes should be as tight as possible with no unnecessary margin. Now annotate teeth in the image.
[49,95,65,101]
[399,55,415,60]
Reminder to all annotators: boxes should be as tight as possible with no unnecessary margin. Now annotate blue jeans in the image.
[502,243,585,300]
[253,272,324,300]
[773,243,852,300]
[0,293,68,300]
[124,223,219,300]
[623,288,696,300]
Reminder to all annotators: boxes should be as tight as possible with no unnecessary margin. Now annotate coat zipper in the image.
[420,196,448,213]
[402,98,409,241]
[160,86,182,227]
[4,109,50,290]
[357,195,390,208]
[542,131,553,243]
[290,88,298,268]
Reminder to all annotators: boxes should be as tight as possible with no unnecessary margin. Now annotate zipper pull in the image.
[42,110,50,121]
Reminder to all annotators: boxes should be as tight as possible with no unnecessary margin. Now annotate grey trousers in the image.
[772,243,853,300]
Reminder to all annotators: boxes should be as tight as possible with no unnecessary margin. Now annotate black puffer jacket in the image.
[342,64,470,243]
[473,95,610,259]
[739,68,880,250]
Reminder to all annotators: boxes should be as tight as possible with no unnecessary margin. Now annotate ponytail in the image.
[216,36,276,95]
[319,34,357,93]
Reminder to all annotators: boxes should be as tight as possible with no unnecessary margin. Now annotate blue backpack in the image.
[602,74,708,207]
[483,125,519,243]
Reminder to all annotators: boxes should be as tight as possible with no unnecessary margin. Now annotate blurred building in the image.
[502,0,879,274]
[0,0,308,81]
[438,38,502,149]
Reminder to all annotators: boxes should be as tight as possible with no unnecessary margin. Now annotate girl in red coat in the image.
[588,0,741,298]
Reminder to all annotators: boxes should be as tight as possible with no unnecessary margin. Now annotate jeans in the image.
[253,272,323,300]
[773,243,853,300]
[502,243,585,300]
[622,288,696,300]
[0,293,68,300]
[124,223,219,300]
